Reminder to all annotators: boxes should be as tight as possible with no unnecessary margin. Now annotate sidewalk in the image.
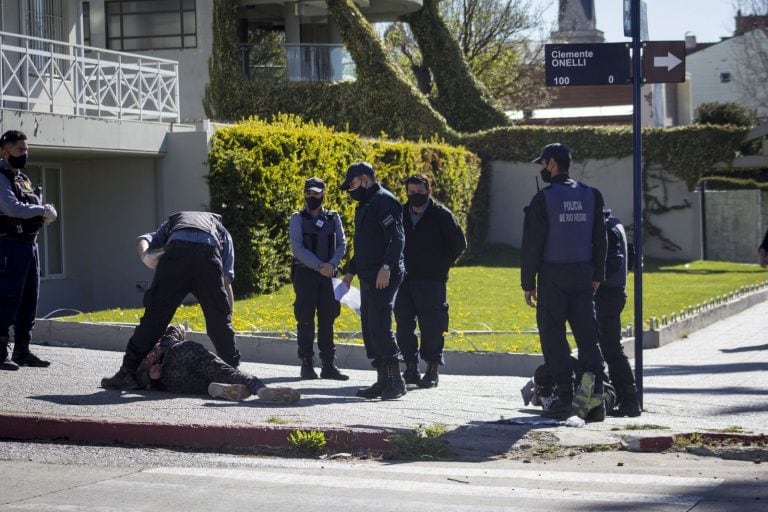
[1,299,767,459]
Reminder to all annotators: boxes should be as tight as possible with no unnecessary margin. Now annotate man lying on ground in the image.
[132,324,300,404]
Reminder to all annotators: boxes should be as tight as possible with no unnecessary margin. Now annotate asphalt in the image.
[1,299,767,460]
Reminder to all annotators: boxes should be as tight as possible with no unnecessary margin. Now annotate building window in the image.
[83,2,91,46]
[24,0,65,42]
[105,0,197,51]
[24,165,64,278]
[720,72,731,83]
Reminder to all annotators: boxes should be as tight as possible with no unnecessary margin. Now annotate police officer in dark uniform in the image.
[340,162,407,400]
[289,177,348,380]
[759,228,768,268]
[101,211,241,389]
[395,174,466,389]
[521,143,607,421]
[596,208,640,417]
[0,130,58,370]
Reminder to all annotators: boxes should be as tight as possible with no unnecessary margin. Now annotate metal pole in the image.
[631,0,644,408]
[700,180,707,260]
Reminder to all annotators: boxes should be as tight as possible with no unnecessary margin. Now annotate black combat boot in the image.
[356,365,386,398]
[0,336,19,371]
[402,361,421,385]
[300,357,319,380]
[320,359,349,381]
[101,366,140,390]
[541,384,574,420]
[418,362,440,389]
[610,385,642,417]
[381,361,407,400]
[11,340,50,368]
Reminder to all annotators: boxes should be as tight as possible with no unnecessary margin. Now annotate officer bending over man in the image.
[135,324,299,403]
[395,174,466,388]
[521,143,607,421]
[340,162,407,400]
[289,177,348,380]
[0,130,58,370]
[102,211,240,390]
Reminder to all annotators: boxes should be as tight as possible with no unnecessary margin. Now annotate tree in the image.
[731,0,768,120]
[389,0,552,113]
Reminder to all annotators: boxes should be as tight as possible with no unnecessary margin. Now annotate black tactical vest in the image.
[0,166,44,237]
[167,211,226,249]
[542,181,594,264]
[298,209,337,263]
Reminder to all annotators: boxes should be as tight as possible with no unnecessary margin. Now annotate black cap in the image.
[532,143,571,164]
[304,177,325,193]
[0,130,27,148]
[340,162,374,191]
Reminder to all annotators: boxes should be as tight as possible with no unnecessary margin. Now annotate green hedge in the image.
[462,124,749,189]
[207,116,482,296]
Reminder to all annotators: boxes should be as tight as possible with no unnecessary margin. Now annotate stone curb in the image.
[620,434,676,452]
[0,412,392,452]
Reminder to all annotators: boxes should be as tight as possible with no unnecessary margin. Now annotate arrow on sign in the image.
[654,52,682,71]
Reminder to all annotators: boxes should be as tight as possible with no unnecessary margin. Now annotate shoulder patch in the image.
[381,213,395,227]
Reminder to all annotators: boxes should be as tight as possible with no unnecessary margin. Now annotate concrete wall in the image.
[158,129,213,220]
[488,157,703,260]
[704,189,766,263]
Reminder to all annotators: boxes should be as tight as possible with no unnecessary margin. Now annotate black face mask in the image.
[408,193,429,208]
[349,186,367,202]
[305,196,323,211]
[539,169,552,183]
[7,154,27,169]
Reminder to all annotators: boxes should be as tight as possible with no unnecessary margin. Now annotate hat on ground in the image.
[304,177,326,193]
[532,143,571,164]
[340,162,374,190]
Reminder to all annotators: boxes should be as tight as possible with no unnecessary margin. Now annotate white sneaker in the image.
[208,382,252,401]
[256,387,301,404]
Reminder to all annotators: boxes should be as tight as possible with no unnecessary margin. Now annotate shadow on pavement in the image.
[644,386,768,396]
[28,390,171,405]
[720,343,768,353]
[644,362,767,376]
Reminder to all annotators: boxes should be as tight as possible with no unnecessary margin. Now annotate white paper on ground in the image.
[332,278,361,315]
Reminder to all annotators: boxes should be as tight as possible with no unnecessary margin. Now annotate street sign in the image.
[544,43,631,86]
[642,41,686,83]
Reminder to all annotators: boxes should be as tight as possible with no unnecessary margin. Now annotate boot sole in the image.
[208,383,251,401]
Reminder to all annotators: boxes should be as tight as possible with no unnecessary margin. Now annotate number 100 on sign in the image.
[545,43,631,87]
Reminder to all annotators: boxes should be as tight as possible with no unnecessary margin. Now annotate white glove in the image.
[42,204,58,224]
[141,249,164,270]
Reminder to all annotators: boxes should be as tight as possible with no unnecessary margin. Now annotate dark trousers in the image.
[122,243,240,371]
[594,284,636,396]
[394,279,448,364]
[160,340,262,395]
[292,265,340,362]
[537,263,604,393]
[0,237,39,349]
[359,272,403,366]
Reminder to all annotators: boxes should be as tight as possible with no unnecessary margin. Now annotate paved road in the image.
[1,441,765,512]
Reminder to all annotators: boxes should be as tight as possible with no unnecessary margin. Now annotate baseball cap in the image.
[304,177,325,193]
[340,162,375,191]
[532,143,571,164]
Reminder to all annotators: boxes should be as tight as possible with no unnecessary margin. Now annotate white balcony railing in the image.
[0,31,179,122]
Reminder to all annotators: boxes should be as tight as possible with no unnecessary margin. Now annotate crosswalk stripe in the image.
[210,456,723,488]
[146,467,707,507]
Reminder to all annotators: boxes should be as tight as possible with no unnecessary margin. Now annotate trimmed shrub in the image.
[208,116,481,296]
[694,102,756,127]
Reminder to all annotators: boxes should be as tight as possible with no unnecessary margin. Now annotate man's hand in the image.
[524,289,537,308]
[42,204,57,224]
[592,281,601,290]
[375,266,390,289]
[318,263,334,278]
[224,277,234,311]
[760,248,767,269]
[342,273,354,287]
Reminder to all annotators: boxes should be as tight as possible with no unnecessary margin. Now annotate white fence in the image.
[0,31,179,122]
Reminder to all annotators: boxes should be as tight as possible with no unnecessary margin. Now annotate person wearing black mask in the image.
[394,174,466,388]
[340,162,406,400]
[521,143,607,421]
[288,177,348,380]
[0,130,58,370]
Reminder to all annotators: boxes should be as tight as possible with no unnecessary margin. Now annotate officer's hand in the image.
[524,290,537,308]
[342,273,354,287]
[318,263,334,278]
[42,204,57,224]
[142,250,164,270]
[592,281,601,290]
[376,266,390,289]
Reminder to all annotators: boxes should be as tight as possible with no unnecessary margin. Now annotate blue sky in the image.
[535,0,738,42]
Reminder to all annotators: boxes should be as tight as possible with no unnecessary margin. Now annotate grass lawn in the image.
[59,245,768,354]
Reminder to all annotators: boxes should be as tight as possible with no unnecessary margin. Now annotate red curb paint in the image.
[623,435,675,452]
[0,413,391,451]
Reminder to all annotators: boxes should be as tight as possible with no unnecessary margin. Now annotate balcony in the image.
[0,31,179,122]
[240,43,356,82]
